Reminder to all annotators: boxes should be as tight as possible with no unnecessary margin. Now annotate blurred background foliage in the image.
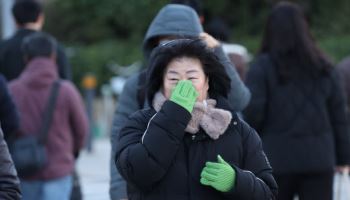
[43,0,350,88]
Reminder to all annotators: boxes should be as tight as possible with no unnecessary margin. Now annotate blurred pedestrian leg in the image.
[275,173,333,200]
[82,73,97,152]
[21,175,73,200]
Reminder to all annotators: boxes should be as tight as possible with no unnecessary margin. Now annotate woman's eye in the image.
[188,77,197,80]
[169,78,178,81]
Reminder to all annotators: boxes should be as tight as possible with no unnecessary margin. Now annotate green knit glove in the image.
[170,80,198,113]
[200,155,236,192]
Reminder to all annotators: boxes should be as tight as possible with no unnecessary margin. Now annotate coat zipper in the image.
[141,113,157,144]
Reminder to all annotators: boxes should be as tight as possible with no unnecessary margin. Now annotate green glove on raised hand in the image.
[170,80,198,113]
[200,155,236,192]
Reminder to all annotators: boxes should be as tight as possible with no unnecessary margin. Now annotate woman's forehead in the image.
[167,57,202,69]
[166,57,203,74]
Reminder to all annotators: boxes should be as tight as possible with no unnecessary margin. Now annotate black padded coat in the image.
[115,97,277,200]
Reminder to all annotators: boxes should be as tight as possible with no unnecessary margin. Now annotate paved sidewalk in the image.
[77,137,111,200]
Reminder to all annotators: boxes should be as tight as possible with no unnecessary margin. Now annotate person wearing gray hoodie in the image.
[109,4,251,199]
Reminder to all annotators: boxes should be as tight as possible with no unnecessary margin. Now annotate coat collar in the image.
[15,28,36,38]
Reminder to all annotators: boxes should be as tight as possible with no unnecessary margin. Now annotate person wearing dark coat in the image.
[0,0,71,81]
[110,4,251,199]
[0,74,19,140]
[0,127,21,199]
[115,39,277,200]
[243,2,350,200]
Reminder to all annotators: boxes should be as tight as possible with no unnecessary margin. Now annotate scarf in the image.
[152,91,232,140]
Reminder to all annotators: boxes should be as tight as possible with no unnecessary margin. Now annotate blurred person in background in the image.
[116,38,277,200]
[109,3,251,199]
[8,32,88,200]
[0,0,71,81]
[0,74,19,141]
[243,2,350,200]
[0,127,21,199]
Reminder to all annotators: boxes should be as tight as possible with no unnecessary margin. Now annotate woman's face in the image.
[162,56,209,102]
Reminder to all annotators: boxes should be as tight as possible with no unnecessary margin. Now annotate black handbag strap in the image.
[38,80,61,144]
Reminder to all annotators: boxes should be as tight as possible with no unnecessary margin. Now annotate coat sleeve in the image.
[336,58,350,106]
[110,74,140,199]
[223,121,278,199]
[328,70,350,165]
[115,101,191,192]
[0,128,21,200]
[0,75,19,140]
[243,57,268,133]
[214,46,251,112]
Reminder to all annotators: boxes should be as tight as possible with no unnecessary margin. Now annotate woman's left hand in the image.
[200,155,235,192]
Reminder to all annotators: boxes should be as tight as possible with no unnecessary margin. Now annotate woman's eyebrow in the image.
[167,70,179,75]
[186,70,199,74]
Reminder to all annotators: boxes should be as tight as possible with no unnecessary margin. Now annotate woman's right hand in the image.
[170,80,198,113]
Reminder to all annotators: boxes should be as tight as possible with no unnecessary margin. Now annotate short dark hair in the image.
[12,0,43,25]
[146,39,230,103]
[22,32,57,61]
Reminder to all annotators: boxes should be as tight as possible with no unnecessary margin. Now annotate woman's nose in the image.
[180,79,194,85]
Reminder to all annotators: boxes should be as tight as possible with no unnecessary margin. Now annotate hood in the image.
[18,57,58,88]
[143,4,203,59]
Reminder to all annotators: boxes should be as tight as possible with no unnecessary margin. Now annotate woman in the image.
[243,2,350,200]
[110,5,250,198]
[115,39,277,199]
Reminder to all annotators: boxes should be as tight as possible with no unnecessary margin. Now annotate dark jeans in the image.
[275,172,333,200]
